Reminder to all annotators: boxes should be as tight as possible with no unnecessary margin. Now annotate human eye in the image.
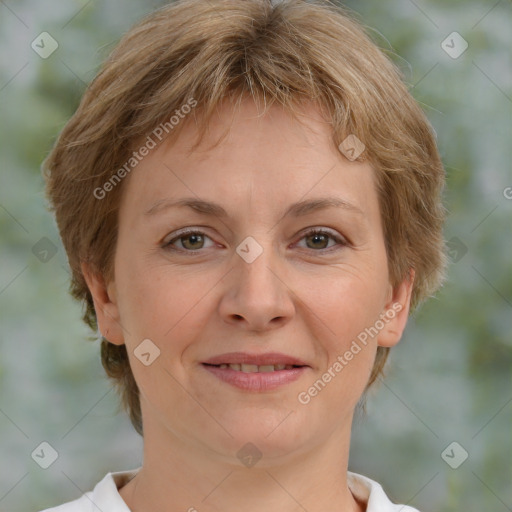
[162,228,216,253]
[295,227,349,253]
[162,226,348,256]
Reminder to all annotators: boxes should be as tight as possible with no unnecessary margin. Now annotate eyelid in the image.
[162,227,215,248]
[295,226,349,250]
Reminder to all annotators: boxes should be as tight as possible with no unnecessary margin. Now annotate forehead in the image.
[118,98,379,224]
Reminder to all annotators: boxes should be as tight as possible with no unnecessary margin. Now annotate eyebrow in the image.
[144,196,364,219]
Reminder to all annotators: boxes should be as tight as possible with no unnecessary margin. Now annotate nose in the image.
[218,241,295,332]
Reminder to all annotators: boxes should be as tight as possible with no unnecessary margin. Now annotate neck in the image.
[120,407,365,512]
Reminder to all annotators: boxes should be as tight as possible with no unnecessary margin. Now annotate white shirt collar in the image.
[42,467,420,511]
[347,471,420,511]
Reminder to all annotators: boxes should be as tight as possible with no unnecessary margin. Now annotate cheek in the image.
[306,269,387,388]
[309,268,388,339]
[115,256,213,344]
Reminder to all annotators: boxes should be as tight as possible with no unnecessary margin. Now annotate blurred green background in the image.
[0,0,510,510]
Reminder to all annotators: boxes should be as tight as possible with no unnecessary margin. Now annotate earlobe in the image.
[81,262,125,346]
[377,269,415,348]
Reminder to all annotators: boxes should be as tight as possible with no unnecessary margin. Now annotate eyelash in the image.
[162,227,348,255]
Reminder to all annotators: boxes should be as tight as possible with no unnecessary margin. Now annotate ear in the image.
[377,269,415,348]
[81,262,125,345]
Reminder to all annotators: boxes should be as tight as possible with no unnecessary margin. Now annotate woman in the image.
[41,0,446,510]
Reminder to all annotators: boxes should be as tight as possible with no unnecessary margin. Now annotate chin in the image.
[201,410,312,465]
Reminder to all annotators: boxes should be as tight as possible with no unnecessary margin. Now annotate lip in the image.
[202,364,308,392]
[202,351,310,367]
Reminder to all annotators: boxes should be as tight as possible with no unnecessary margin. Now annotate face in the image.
[86,98,412,465]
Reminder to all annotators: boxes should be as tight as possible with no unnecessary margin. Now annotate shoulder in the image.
[38,468,140,512]
[347,471,421,512]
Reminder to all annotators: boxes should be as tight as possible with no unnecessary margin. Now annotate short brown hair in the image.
[43,0,446,437]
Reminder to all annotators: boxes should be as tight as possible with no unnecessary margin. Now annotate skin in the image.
[83,98,413,512]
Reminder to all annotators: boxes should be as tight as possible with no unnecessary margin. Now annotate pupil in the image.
[185,234,202,249]
[309,233,327,248]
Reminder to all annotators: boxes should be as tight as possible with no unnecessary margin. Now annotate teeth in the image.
[240,364,259,373]
[219,363,299,373]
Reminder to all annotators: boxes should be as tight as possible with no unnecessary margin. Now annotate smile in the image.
[207,363,301,372]
[201,363,308,391]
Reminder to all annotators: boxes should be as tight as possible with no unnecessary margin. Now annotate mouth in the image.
[202,351,310,368]
[202,362,305,373]
[200,352,310,391]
